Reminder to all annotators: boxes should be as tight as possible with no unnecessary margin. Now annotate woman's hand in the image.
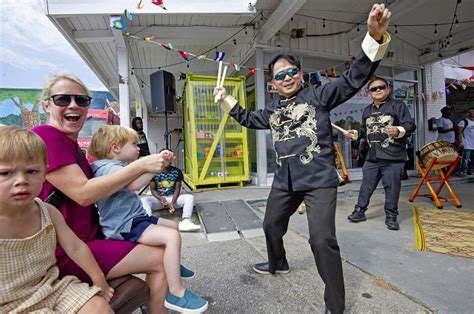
[93,278,114,302]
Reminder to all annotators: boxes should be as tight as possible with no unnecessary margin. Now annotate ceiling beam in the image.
[46,17,115,98]
[258,0,307,43]
[45,0,256,16]
[419,39,474,65]
[74,30,114,43]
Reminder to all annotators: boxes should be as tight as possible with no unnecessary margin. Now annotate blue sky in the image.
[0,0,107,91]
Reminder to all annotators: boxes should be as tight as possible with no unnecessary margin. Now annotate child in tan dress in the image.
[0,126,114,313]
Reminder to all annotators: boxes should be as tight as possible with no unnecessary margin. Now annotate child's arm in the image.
[45,203,114,301]
[127,172,155,191]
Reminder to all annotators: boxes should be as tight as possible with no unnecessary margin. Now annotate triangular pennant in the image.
[214,51,225,62]
[144,36,154,42]
[124,9,133,21]
[151,0,167,10]
[232,64,241,71]
[197,55,207,60]
[160,42,173,50]
[112,18,127,30]
[249,68,255,76]
[178,50,190,62]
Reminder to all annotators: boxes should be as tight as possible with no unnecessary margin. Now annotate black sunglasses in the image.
[48,94,92,107]
[274,67,299,81]
[369,85,387,92]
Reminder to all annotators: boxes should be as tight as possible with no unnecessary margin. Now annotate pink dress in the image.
[33,125,136,283]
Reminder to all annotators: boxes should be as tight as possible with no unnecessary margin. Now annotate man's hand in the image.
[387,126,400,138]
[158,197,168,208]
[367,3,391,41]
[169,203,176,214]
[213,87,228,102]
[343,130,359,141]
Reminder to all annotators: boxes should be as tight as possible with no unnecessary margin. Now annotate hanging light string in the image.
[129,13,262,73]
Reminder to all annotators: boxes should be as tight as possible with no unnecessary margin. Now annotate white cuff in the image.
[222,95,238,113]
[395,126,406,139]
[361,32,391,62]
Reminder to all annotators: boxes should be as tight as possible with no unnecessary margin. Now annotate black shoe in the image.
[347,208,367,222]
[253,262,290,275]
[385,216,400,231]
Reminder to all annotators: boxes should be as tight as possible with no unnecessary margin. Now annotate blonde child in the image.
[0,126,114,313]
[88,125,208,313]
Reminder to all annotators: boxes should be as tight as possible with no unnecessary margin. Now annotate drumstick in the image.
[214,61,223,103]
[331,123,346,133]
[331,123,358,140]
[215,65,228,103]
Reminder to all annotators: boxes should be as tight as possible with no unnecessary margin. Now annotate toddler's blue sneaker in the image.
[165,289,208,313]
[181,264,195,279]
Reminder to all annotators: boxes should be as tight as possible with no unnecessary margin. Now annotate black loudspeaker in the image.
[150,70,176,113]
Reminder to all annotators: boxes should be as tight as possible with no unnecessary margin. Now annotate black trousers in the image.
[356,160,405,217]
[264,187,344,313]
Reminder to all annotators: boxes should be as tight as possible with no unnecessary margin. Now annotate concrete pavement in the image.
[153,176,474,313]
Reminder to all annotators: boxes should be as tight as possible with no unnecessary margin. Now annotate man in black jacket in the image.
[214,4,391,313]
[346,77,416,230]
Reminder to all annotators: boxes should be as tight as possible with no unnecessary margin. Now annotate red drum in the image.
[420,140,458,170]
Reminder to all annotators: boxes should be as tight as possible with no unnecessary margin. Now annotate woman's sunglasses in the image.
[368,85,387,92]
[48,94,92,107]
[274,67,299,81]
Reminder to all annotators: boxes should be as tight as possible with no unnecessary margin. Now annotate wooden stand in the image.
[408,156,462,209]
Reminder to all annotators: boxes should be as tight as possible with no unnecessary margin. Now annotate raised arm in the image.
[47,152,173,206]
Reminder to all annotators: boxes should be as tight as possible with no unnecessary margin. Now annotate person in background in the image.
[0,126,113,313]
[33,73,172,313]
[132,117,151,157]
[88,125,208,313]
[436,106,456,145]
[457,107,474,176]
[142,152,201,232]
[346,77,416,230]
[214,4,392,313]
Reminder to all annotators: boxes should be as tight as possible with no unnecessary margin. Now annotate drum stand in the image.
[408,156,462,209]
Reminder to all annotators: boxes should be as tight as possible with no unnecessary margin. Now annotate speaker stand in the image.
[164,111,170,150]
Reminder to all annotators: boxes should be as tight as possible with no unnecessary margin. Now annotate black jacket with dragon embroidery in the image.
[228,51,380,191]
[361,98,416,162]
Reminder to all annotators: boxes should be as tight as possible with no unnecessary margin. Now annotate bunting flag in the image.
[197,55,207,60]
[232,64,241,71]
[112,18,127,30]
[249,68,255,76]
[136,0,145,9]
[145,36,154,42]
[151,0,167,10]
[178,50,190,62]
[160,42,173,50]
[124,9,133,21]
[214,51,225,62]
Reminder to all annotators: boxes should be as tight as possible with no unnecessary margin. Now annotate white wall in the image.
[423,61,447,144]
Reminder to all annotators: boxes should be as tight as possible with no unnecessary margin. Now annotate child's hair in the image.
[0,126,48,166]
[88,125,139,160]
[41,73,90,102]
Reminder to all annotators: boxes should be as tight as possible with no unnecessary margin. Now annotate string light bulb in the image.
[356,25,359,32]
[434,24,438,34]
[233,39,237,45]
[323,19,326,28]
[244,27,248,35]
[394,25,398,34]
